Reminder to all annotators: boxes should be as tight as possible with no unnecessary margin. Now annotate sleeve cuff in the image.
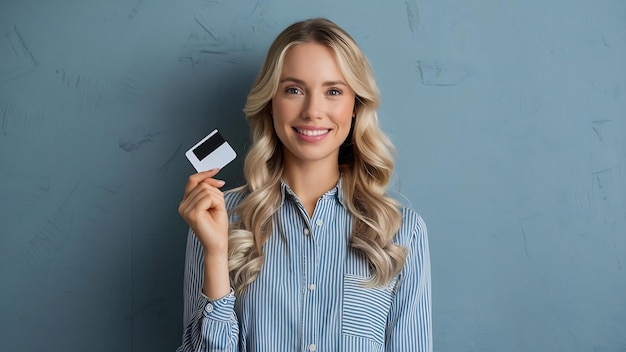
[201,288,236,321]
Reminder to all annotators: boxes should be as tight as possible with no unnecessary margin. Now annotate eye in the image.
[286,87,302,95]
[327,88,342,96]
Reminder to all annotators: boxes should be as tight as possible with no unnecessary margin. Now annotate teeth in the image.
[296,128,329,136]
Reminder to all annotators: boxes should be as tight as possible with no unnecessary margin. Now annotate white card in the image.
[185,129,237,172]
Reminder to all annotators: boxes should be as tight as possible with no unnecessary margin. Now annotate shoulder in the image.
[394,206,428,249]
[223,186,249,211]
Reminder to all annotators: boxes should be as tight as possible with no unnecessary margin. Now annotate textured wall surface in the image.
[1,1,624,351]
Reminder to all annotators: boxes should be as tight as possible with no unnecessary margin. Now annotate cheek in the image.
[271,115,290,146]
[337,104,355,129]
[340,98,355,118]
[272,104,299,129]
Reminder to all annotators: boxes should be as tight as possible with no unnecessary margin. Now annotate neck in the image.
[282,159,340,216]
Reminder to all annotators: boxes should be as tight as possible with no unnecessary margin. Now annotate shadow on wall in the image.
[129,62,260,351]
[212,64,258,188]
[170,61,259,188]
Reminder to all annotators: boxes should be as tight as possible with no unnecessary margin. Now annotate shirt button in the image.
[206,303,214,313]
[308,283,316,291]
[303,228,310,236]
[308,344,317,351]
[315,219,323,227]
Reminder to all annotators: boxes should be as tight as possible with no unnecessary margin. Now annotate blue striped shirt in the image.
[177,180,432,351]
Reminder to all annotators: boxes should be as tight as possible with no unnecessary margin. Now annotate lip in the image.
[293,126,331,142]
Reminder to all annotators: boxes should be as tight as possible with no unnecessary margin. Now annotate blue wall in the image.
[1,1,624,351]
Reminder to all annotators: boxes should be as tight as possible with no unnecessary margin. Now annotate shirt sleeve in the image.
[385,214,432,352]
[177,228,240,352]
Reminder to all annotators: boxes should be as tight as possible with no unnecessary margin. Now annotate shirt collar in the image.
[279,176,345,207]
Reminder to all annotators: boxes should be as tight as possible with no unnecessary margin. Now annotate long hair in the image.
[228,18,406,295]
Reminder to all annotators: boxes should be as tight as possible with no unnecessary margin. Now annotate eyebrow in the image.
[279,77,348,87]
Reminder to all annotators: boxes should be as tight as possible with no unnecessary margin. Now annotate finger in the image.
[195,168,221,179]
[181,184,225,216]
[193,185,226,211]
[179,191,225,226]
[183,169,221,197]
[180,182,212,213]
[201,178,226,188]
[185,180,224,204]
[180,190,214,221]
[181,184,213,212]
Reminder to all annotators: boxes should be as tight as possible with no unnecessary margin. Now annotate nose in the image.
[301,92,323,119]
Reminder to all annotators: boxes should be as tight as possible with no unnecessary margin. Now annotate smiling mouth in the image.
[294,128,330,136]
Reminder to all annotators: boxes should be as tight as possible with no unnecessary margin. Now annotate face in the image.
[271,42,356,169]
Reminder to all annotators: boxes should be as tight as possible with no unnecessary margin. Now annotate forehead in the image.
[280,42,346,80]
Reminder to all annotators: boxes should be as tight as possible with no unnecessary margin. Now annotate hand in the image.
[178,169,229,256]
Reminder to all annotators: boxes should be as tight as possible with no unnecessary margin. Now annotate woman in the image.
[177,18,431,352]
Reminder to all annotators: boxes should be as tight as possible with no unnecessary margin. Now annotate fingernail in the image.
[216,180,226,186]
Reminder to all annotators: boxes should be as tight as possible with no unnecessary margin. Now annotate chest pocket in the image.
[342,274,395,347]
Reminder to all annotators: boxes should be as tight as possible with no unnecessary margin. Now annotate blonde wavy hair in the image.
[228,18,406,296]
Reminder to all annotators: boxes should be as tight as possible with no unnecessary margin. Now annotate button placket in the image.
[302,215,320,352]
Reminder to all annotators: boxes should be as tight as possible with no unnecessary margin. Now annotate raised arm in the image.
[177,170,240,351]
